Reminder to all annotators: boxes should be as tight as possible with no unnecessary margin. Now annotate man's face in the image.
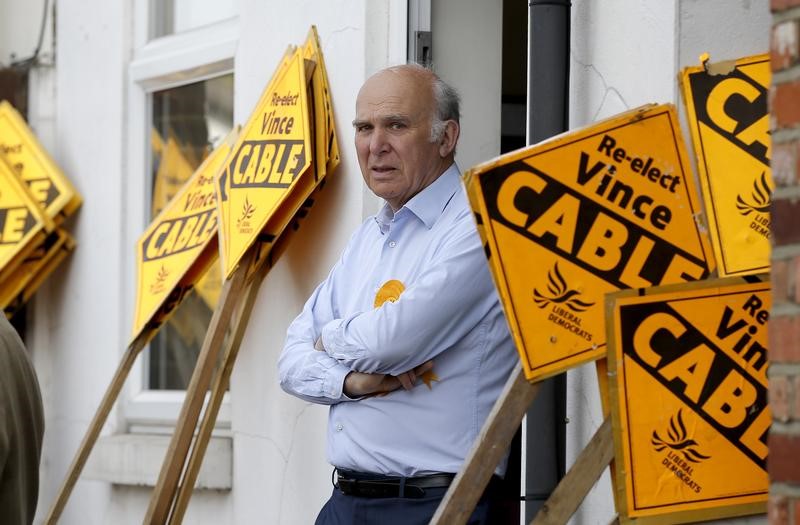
[353,70,450,211]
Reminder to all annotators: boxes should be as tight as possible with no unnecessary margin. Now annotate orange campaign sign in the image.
[0,100,82,222]
[216,47,312,278]
[131,139,232,341]
[680,54,771,277]
[606,278,769,523]
[0,154,54,284]
[465,104,715,381]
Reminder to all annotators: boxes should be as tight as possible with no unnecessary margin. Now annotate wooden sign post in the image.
[44,331,151,524]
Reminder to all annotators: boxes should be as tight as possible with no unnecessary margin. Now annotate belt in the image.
[334,469,455,499]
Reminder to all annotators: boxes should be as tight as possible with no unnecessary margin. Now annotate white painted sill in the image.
[84,434,232,490]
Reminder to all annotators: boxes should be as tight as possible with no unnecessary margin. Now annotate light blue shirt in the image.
[278,164,517,476]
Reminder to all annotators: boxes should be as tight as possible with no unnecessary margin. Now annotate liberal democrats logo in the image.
[533,262,594,312]
[735,171,771,217]
[237,195,256,234]
[651,409,711,464]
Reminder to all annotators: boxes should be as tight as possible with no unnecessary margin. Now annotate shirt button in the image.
[389,241,397,248]
[336,423,343,432]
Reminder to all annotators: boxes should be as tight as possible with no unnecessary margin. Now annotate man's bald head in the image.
[353,64,461,211]
[365,64,460,143]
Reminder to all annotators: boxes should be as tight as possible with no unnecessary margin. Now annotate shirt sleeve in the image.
[320,212,497,375]
[277,246,356,405]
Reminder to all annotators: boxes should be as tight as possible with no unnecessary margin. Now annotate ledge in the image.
[84,434,232,490]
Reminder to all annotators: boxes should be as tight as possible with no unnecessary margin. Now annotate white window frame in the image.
[123,5,238,432]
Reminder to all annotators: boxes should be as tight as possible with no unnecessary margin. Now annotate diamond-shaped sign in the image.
[0,100,82,222]
[680,54,771,277]
[216,47,312,277]
[132,139,232,341]
[607,278,768,522]
[465,104,715,381]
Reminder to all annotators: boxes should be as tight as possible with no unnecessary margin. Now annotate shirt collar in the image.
[375,163,461,231]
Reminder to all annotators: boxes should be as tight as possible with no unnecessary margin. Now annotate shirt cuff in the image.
[321,318,362,361]
[323,360,351,400]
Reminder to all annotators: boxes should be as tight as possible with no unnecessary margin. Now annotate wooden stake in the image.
[431,365,541,525]
[142,250,252,525]
[530,417,613,525]
[167,254,271,524]
[44,330,151,525]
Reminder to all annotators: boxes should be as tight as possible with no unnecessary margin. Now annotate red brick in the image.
[793,254,800,303]
[772,0,800,10]
[795,375,800,419]
[769,494,789,524]
[771,141,799,187]
[769,432,800,482]
[771,375,792,422]
[772,21,800,71]
[772,197,800,245]
[770,314,800,362]
[773,258,790,305]
[771,80,800,129]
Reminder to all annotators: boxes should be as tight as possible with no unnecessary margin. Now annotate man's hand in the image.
[343,360,434,397]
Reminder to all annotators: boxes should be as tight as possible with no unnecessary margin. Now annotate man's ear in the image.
[438,120,460,158]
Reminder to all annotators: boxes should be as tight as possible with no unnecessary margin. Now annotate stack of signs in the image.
[132,26,338,342]
[606,277,769,522]
[131,135,234,343]
[680,54,771,277]
[464,104,714,381]
[216,26,339,280]
[0,101,82,317]
[594,53,773,523]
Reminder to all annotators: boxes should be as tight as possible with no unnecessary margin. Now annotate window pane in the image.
[148,74,233,390]
[150,0,237,39]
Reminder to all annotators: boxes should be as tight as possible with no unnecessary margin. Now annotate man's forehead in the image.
[355,72,431,118]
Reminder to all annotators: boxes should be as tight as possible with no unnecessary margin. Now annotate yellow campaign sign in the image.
[303,26,340,179]
[0,100,82,221]
[0,154,54,283]
[680,54,771,277]
[606,278,769,523]
[0,228,74,317]
[465,104,714,381]
[216,47,312,277]
[132,139,231,341]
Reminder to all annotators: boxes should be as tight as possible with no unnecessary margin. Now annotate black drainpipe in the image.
[525,0,570,522]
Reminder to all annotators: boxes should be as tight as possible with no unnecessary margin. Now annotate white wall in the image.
[566,1,770,524]
[33,0,129,523]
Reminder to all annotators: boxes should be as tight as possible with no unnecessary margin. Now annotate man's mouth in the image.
[371,166,396,175]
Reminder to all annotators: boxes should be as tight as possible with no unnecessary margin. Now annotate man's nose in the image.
[369,128,390,155]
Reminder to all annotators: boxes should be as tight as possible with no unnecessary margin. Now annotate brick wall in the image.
[770,1,800,523]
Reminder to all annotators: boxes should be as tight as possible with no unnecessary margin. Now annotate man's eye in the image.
[356,125,371,133]
[389,122,405,130]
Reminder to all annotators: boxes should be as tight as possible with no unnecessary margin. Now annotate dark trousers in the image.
[315,485,493,525]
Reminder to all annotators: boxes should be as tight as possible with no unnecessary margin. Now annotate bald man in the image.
[279,65,517,524]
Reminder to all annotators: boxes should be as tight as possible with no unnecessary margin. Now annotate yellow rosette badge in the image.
[374,279,439,389]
